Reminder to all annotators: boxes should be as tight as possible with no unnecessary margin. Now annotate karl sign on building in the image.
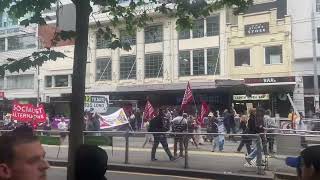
[84,95,109,113]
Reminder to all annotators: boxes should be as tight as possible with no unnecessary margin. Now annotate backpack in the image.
[172,118,186,132]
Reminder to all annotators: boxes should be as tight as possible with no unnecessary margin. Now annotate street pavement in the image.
[48,166,210,180]
[44,136,297,176]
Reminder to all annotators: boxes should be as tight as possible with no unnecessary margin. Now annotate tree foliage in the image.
[0,0,252,76]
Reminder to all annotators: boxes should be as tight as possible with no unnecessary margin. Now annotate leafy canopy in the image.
[0,0,253,76]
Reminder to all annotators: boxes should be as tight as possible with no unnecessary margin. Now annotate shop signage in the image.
[84,95,109,113]
[11,102,47,123]
[245,76,295,84]
[233,94,270,101]
[245,22,269,36]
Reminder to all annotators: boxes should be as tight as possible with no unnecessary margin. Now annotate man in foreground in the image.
[0,125,49,180]
[286,145,320,180]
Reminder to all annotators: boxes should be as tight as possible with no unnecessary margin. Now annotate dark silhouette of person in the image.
[75,144,108,180]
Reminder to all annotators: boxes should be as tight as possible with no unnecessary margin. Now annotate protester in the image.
[194,118,204,145]
[297,112,308,148]
[149,109,176,161]
[286,145,320,180]
[207,113,219,152]
[236,112,252,154]
[57,117,68,143]
[135,108,142,131]
[142,121,153,148]
[264,110,277,154]
[0,125,50,180]
[187,115,198,148]
[245,107,267,166]
[75,144,108,180]
[171,112,188,158]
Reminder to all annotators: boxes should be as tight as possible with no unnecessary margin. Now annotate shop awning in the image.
[246,82,296,87]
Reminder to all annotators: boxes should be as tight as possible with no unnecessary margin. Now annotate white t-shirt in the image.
[58,121,68,131]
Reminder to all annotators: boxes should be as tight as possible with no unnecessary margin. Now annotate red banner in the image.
[181,82,194,110]
[12,102,47,123]
[199,101,210,125]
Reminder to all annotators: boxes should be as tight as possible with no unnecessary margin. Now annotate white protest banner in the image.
[99,108,129,129]
[84,95,109,113]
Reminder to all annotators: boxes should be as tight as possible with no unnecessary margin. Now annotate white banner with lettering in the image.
[233,94,270,101]
[84,95,109,113]
[99,108,129,129]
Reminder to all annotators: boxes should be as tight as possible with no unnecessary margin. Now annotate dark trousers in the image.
[237,139,252,154]
[173,136,186,157]
[151,134,173,160]
[267,135,275,153]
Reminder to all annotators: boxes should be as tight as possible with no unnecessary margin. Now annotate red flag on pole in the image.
[181,82,194,110]
[198,101,210,125]
[143,100,156,122]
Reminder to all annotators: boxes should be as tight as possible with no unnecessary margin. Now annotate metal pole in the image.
[311,10,320,111]
[36,65,40,106]
[256,135,264,175]
[125,131,129,164]
[184,135,189,169]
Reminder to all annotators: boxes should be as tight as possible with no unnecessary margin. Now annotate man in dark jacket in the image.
[149,109,175,161]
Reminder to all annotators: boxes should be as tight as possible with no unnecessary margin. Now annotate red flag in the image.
[181,82,194,110]
[143,100,156,122]
[198,101,209,125]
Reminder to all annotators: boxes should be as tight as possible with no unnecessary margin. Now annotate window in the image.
[193,49,205,75]
[7,34,36,50]
[317,0,320,12]
[318,28,320,43]
[207,48,220,75]
[6,75,34,89]
[179,51,191,76]
[96,58,112,81]
[120,56,136,79]
[120,30,136,46]
[55,75,69,87]
[0,38,5,52]
[179,29,190,40]
[265,45,282,64]
[96,33,111,49]
[45,76,52,88]
[145,53,163,78]
[192,19,204,38]
[235,49,250,66]
[207,16,219,36]
[144,25,163,44]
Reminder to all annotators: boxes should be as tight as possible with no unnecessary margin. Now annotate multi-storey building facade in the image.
[0,11,39,103]
[226,0,295,116]
[84,10,228,109]
[288,0,320,117]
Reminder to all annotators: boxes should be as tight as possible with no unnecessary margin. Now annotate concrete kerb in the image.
[48,159,276,180]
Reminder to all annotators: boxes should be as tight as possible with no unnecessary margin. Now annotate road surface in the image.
[48,167,210,180]
[44,136,296,176]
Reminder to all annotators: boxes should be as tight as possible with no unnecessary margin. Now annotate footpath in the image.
[45,136,297,180]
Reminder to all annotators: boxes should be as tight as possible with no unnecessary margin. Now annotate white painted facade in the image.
[86,12,227,94]
[287,0,320,114]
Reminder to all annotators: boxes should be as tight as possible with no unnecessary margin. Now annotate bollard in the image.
[184,135,189,169]
[125,131,129,164]
[256,135,264,175]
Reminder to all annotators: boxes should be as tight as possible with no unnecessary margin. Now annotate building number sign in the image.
[245,22,269,36]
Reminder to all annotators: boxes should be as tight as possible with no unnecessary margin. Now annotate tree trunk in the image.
[67,1,91,180]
